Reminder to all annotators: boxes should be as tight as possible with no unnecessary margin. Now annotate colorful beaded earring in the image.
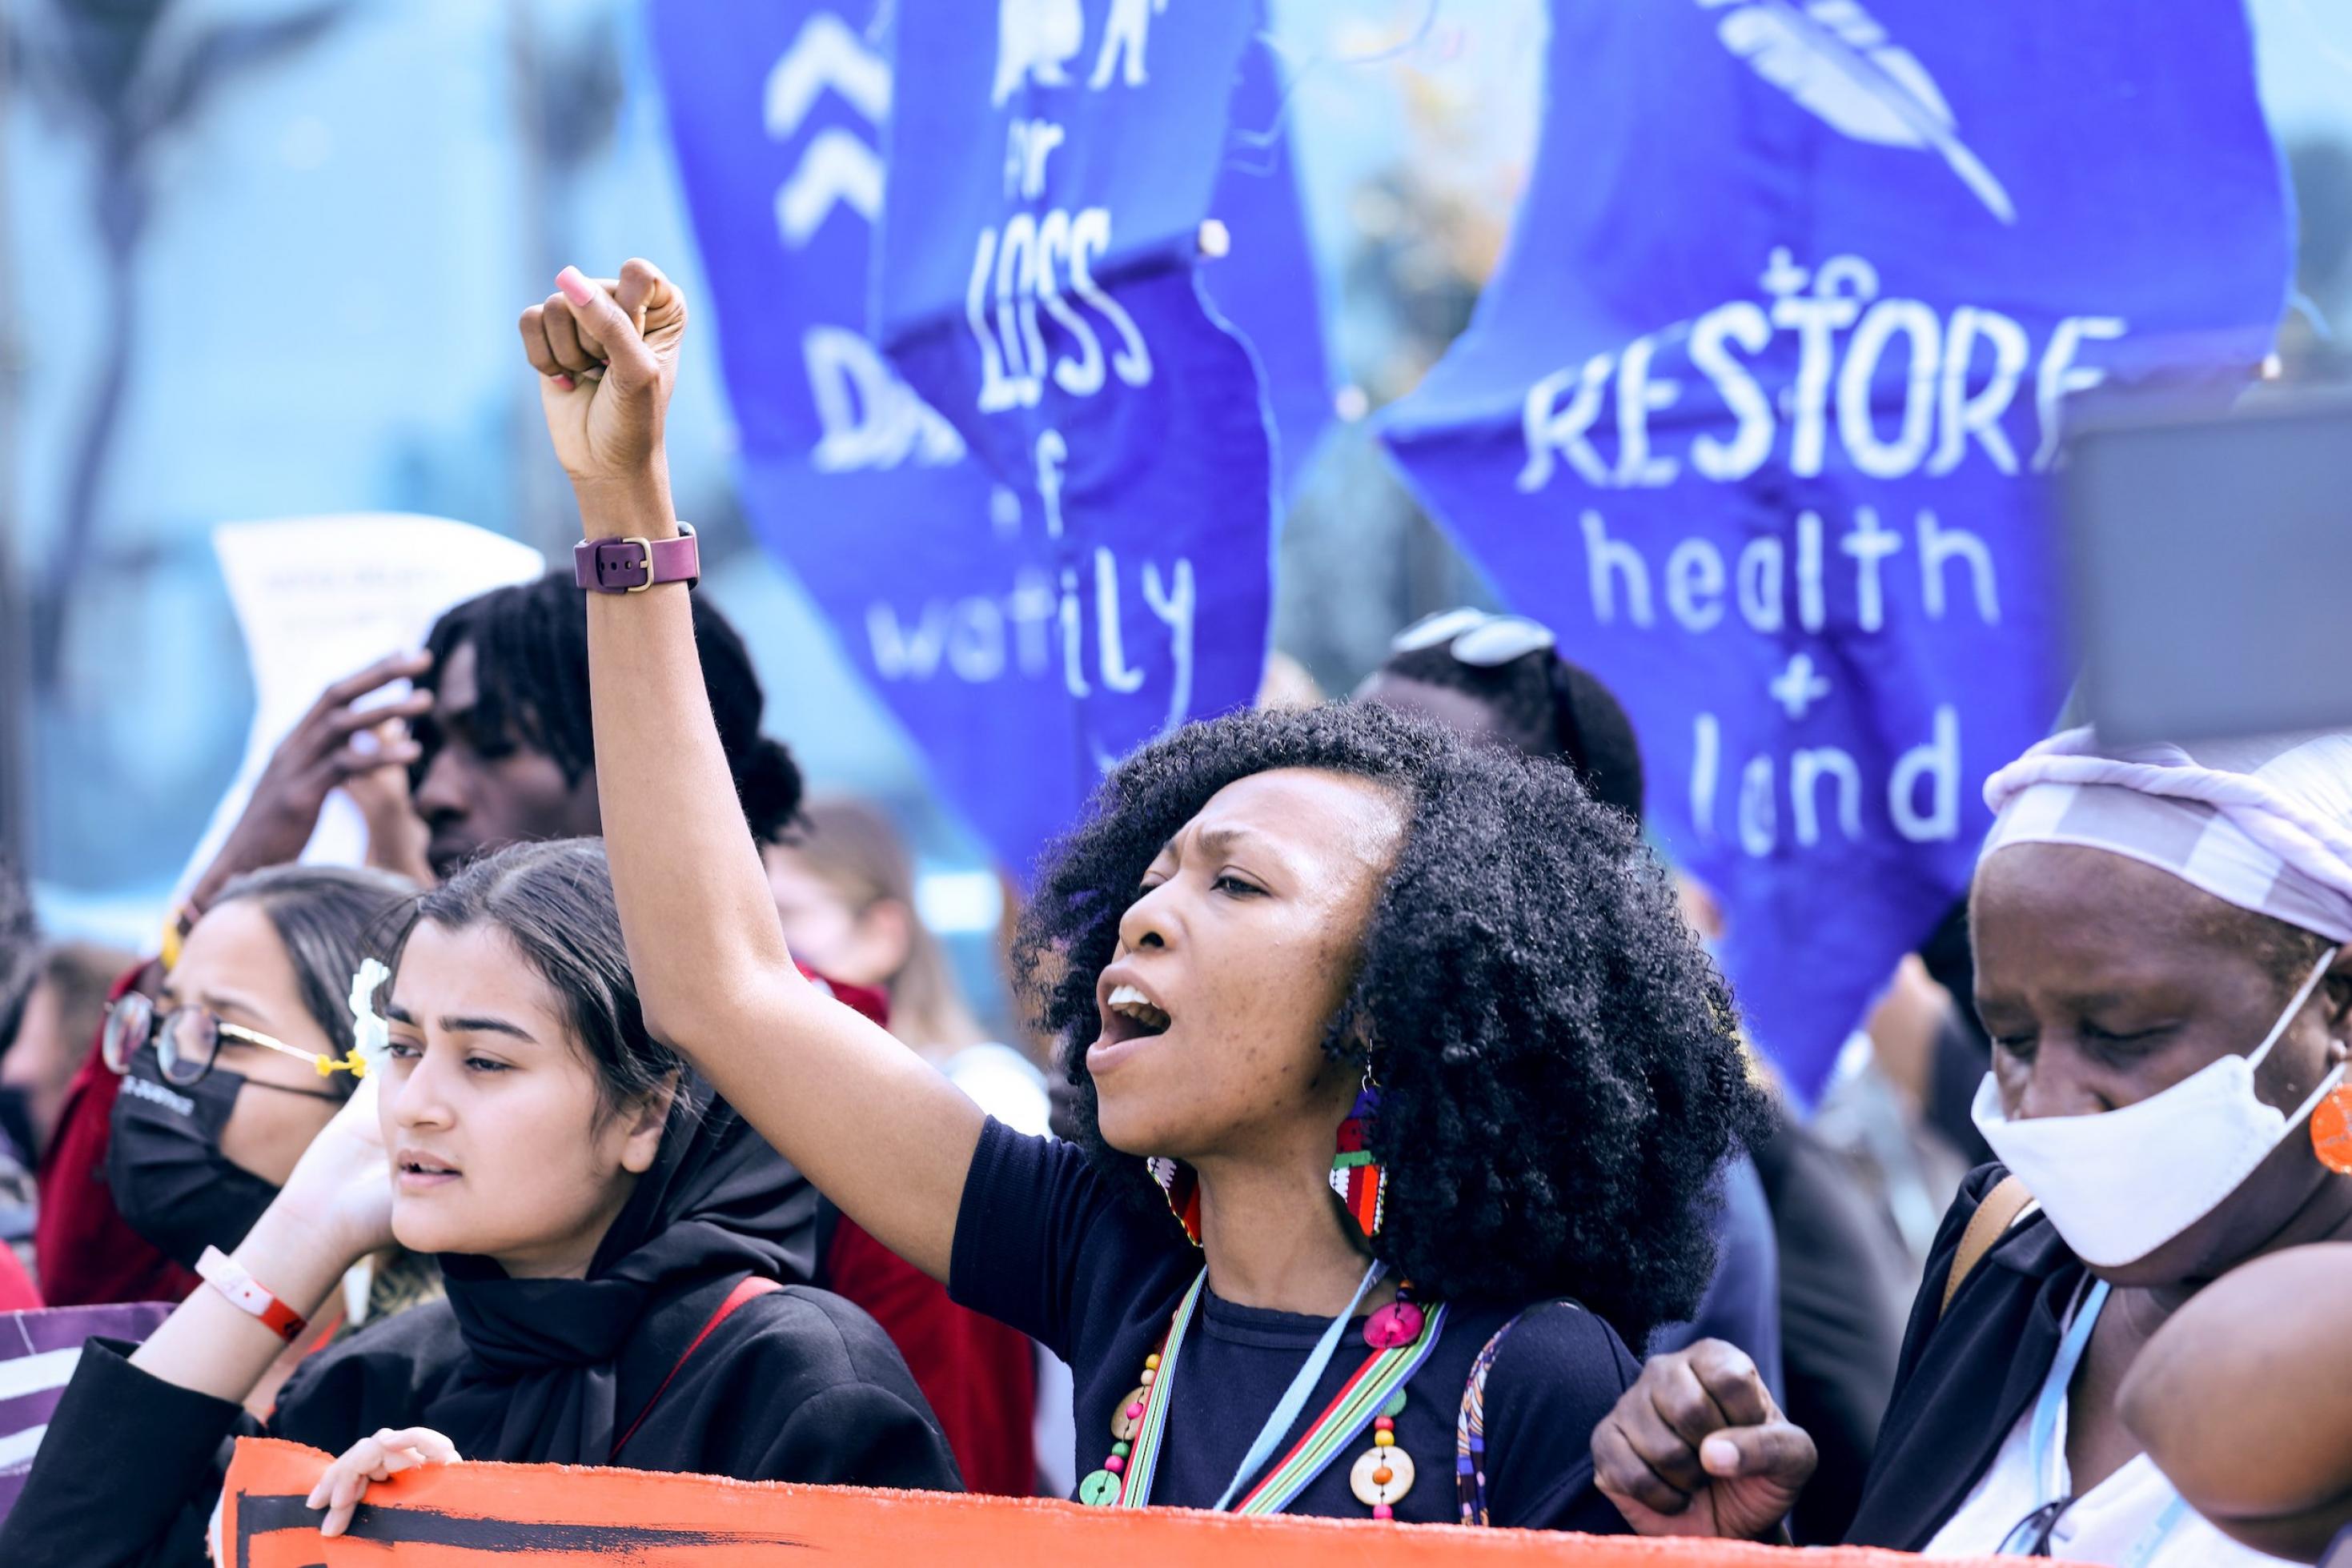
[2314,1061,2352,1176]
[1148,1157,1204,1245]
[1330,1077,1387,1240]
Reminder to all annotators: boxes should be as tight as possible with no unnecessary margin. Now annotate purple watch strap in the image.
[573,523,699,593]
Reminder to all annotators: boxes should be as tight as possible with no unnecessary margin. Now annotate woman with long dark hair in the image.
[1,840,957,1566]
[516,259,1766,1529]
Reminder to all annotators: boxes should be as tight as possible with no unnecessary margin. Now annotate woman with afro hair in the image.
[519,258,1769,1528]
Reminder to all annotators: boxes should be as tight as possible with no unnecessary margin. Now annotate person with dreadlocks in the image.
[522,259,1767,1528]
[407,573,801,880]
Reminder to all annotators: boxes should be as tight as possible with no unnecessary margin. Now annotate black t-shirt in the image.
[949,1117,1640,1530]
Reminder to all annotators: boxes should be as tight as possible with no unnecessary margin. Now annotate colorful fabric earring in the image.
[2314,1062,2352,1176]
[1148,1157,1204,1245]
[1331,1079,1387,1240]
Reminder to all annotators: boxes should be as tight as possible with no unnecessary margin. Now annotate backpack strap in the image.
[1938,1174,2038,1321]
[610,1274,783,1462]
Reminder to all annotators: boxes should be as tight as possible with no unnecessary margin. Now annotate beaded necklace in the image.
[1079,1271,1447,1518]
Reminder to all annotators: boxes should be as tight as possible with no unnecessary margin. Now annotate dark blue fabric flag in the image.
[1378,2,2292,1102]
[871,0,1294,814]
[652,0,1320,876]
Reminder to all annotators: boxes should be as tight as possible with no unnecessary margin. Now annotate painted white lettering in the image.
[1737,535,1786,635]
[1090,0,1167,91]
[1615,334,1682,487]
[967,227,1021,413]
[993,211,1046,407]
[1058,566,1090,698]
[1791,748,1864,847]
[1836,299,1941,479]
[2033,315,2127,471]
[1581,511,1654,628]
[868,600,946,681]
[1689,302,1775,482]
[1094,548,1146,694]
[1840,506,1904,633]
[803,325,966,472]
[1142,557,1195,732]
[1069,207,1152,387]
[1034,209,1105,397]
[1889,705,1961,842]
[947,597,1008,682]
[1739,755,1776,857]
[1692,712,1721,840]
[1666,539,1727,632]
[1771,292,1861,478]
[1035,430,1069,539]
[1005,118,1066,201]
[1796,510,1825,634]
[1006,568,1055,676]
[1917,510,2000,624]
[1519,354,1615,492]
[1931,307,2028,475]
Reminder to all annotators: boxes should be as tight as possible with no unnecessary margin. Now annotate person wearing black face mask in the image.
[99,866,426,1353]
[106,1001,347,1270]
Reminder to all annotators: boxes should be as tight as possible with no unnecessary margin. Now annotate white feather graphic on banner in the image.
[1700,0,2017,224]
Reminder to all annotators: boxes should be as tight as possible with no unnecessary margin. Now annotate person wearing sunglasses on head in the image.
[1359,611,1929,1543]
[1357,609,1648,820]
[1358,620,1785,1372]
[1592,727,2352,1566]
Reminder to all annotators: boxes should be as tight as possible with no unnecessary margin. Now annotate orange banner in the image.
[220,1438,2009,1566]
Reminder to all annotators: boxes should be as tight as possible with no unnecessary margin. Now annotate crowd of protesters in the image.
[0,260,2345,1566]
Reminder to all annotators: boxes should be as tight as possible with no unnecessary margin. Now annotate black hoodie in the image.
[0,1081,961,1567]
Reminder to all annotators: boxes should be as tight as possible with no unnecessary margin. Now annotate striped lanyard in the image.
[1118,1267,1449,1515]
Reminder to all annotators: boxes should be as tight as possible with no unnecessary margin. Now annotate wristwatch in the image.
[573,522,699,593]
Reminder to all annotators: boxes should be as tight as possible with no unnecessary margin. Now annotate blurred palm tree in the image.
[11,0,354,685]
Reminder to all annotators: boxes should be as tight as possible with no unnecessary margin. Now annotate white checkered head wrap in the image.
[1981,727,2352,944]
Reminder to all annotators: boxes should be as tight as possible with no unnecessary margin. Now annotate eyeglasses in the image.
[1389,608,1558,668]
[1997,1495,2077,1558]
[102,992,365,1089]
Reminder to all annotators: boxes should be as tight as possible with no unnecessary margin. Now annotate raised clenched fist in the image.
[518,259,687,501]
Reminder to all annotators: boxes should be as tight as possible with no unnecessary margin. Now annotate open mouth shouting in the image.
[1090,967,1174,1071]
[395,1148,463,1193]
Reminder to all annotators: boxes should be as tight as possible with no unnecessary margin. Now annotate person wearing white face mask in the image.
[1587,725,2352,1565]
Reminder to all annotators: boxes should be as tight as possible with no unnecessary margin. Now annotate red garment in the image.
[799,967,1038,1496]
[0,1242,41,1311]
[34,962,199,1308]
[822,1212,1036,1496]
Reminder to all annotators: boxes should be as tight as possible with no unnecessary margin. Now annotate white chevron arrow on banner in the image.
[765,11,890,137]
[776,127,886,247]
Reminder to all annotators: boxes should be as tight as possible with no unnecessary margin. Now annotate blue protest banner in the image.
[873,0,1290,804]
[652,1,1320,876]
[1377,2,2292,1101]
